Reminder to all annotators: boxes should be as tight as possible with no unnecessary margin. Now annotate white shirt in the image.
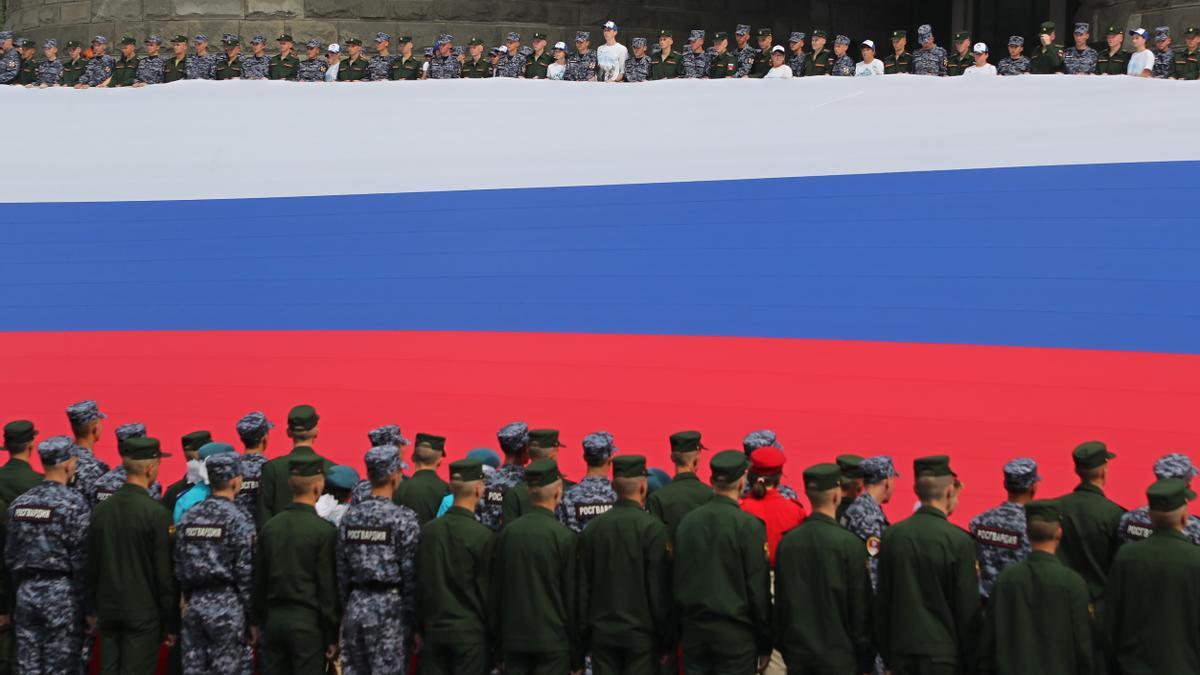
[1128,49,1154,76]
[855,60,884,76]
[763,64,794,79]
[963,63,997,76]
[324,60,339,82]
[547,62,566,80]
[597,42,628,81]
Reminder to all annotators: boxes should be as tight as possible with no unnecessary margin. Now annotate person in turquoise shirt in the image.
[174,442,237,522]
[437,448,500,517]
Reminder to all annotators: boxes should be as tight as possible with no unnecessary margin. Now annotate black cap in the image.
[913,455,957,478]
[3,421,37,447]
[710,450,750,483]
[449,458,484,481]
[836,454,864,480]
[525,459,562,487]
[1024,499,1061,523]
[277,33,294,42]
[528,429,565,449]
[612,455,648,478]
[287,405,319,432]
[181,430,213,452]
[954,31,970,41]
[1147,478,1196,512]
[1072,441,1114,469]
[289,456,324,477]
[890,30,906,40]
[756,28,772,38]
[669,431,705,453]
[803,463,842,491]
[414,433,446,453]
[120,36,137,46]
[124,437,171,460]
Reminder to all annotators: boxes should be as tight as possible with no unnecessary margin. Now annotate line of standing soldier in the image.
[2,403,1200,674]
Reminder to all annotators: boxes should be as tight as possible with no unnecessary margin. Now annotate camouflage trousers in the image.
[14,577,83,675]
[181,588,252,675]
[342,589,408,675]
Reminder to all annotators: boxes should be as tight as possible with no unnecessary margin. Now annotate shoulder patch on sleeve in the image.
[866,535,881,557]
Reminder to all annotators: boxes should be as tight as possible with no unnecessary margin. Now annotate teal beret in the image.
[326,465,360,490]
[198,442,235,460]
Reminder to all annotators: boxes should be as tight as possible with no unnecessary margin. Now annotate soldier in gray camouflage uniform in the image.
[969,458,1039,599]
[367,33,394,81]
[66,401,109,507]
[1118,453,1200,545]
[682,30,710,78]
[93,423,162,505]
[496,32,528,77]
[566,31,598,81]
[337,445,420,674]
[34,40,64,86]
[350,425,411,503]
[5,436,90,675]
[623,37,651,82]
[296,39,328,81]
[427,37,461,79]
[732,24,756,78]
[831,34,855,75]
[78,36,115,87]
[911,24,948,76]
[557,432,618,532]
[1153,26,1175,78]
[787,32,807,76]
[174,453,255,674]
[1063,23,1098,74]
[234,411,273,520]
[840,455,899,589]
[240,35,270,79]
[185,34,217,79]
[476,421,529,531]
[998,36,1032,75]
[134,35,165,85]
[741,430,800,501]
[0,32,18,85]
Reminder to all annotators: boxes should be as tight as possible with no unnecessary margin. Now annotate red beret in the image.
[750,447,786,474]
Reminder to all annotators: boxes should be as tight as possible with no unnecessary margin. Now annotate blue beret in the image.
[467,448,501,469]
[198,442,235,460]
[327,465,360,490]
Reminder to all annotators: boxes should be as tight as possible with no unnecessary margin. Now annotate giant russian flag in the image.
[2,76,1198,523]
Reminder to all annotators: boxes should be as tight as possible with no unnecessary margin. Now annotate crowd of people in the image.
[0,399,1197,675]
[2,19,1199,87]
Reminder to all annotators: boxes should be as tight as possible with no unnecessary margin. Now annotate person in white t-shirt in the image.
[855,39,884,76]
[763,45,794,78]
[1127,28,1155,77]
[324,43,340,81]
[597,20,628,81]
[547,42,568,80]
[963,42,997,76]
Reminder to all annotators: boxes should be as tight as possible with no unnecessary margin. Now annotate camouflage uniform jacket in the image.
[969,501,1030,598]
[476,463,524,531]
[0,47,19,84]
[335,496,420,626]
[35,59,64,86]
[1153,47,1176,78]
[496,50,528,77]
[296,57,328,82]
[1118,505,1200,545]
[240,54,270,79]
[174,495,255,610]
[840,492,889,589]
[135,54,164,84]
[234,453,268,520]
[787,51,806,77]
[5,480,90,597]
[71,447,108,505]
[681,49,710,78]
[93,465,162,506]
[831,54,855,76]
[912,45,948,75]
[997,56,1031,75]
[366,54,394,81]
[623,54,651,82]
[733,44,758,77]
[185,53,217,79]
[565,50,598,81]
[557,476,617,533]
[427,54,461,79]
[80,54,116,86]
[1063,46,1098,74]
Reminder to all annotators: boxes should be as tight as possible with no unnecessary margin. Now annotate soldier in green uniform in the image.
[417,458,496,674]
[1031,21,1065,74]
[673,450,770,674]
[161,430,212,514]
[501,429,571,526]
[256,404,334,529]
[254,456,340,675]
[579,455,670,674]
[947,31,973,75]
[389,37,422,80]
[805,29,834,75]
[524,33,553,78]
[884,30,913,73]
[85,437,177,675]
[60,41,86,86]
[461,38,491,78]
[490,459,581,674]
[649,30,681,79]
[1105,478,1200,674]
[0,421,43,504]
[749,28,773,77]
[269,33,299,80]
[108,36,139,87]
[1055,441,1124,621]
[337,37,368,80]
[215,34,242,80]
[774,464,872,674]
[875,456,979,675]
[835,454,864,523]
[1095,26,1129,74]
[646,431,711,540]
[393,433,449,524]
[1171,26,1199,79]
[14,39,37,85]
[162,35,187,83]
[707,32,738,78]
[979,500,1092,675]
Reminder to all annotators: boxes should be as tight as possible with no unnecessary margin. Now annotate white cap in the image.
[327,42,340,53]
[972,41,988,54]
[602,20,618,31]
[1129,27,1148,39]
[554,41,567,50]
[861,39,875,50]
[771,44,786,53]
[497,45,508,53]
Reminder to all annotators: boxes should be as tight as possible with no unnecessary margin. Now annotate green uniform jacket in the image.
[708,51,738,78]
[16,58,38,85]
[646,471,711,541]
[502,477,575,528]
[161,475,191,514]
[979,550,1092,675]
[418,505,495,644]
[269,53,299,80]
[163,56,186,82]
[806,48,835,75]
[461,56,491,78]
[393,469,450,525]
[0,458,43,504]
[110,54,139,86]
[1105,528,1200,674]
[673,495,771,655]
[525,51,553,78]
[1055,482,1124,602]
[215,55,242,80]
[253,502,340,646]
[774,512,872,673]
[749,49,772,78]
[947,51,973,76]
[875,505,979,667]
[1172,48,1200,80]
[1030,43,1064,74]
[884,51,913,74]
[337,55,368,81]
[650,49,681,79]
[390,56,422,80]
[579,499,671,651]
[61,57,86,86]
[256,446,334,529]
[85,483,177,628]
[1095,49,1129,75]
[490,506,580,666]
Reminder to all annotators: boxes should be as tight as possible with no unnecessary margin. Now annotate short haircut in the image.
[210,476,235,491]
[806,486,838,508]
[842,477,864,491]
[289,474,322,497]
[915,475,954,502]
[6,440,32,455]
[584,454,610,469]
[1075,465,1104,482]
[528,481,559,504]
[71,419,97,437]
[369,473,393,488]
[1151,506,1186,530]
[712,476,740,492]
[1027,519,1059,543]
[670,449,699,468]
[528,445,554,461]
[412,445,441,466]
[449,479,479,499]
[613,475,644,499]
[122,457,156,475]
[289,428,318,442]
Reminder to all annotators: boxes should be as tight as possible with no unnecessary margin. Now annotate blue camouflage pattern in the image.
[80,53,115,85]
[1118,506,1200,545]
[623,54,651,81]
[557,476,616,533]
[477,463,523,531]
[427,54,461,79]
[1154,46,1175,79]
[367,54,394,80]
[496,422,528,455]
[912,44,948,75]
[496,49,528,77]
[174,495,255,675]
[682,48,710,78]
[733,43,758,78]
[297,57,328,81]
[369,425,410,448]
[0,46,20,84]
[240,55,269,79]
[969,500,1030,598]
[234,452,268,519]
[831,54,855,76]
[236,411,273,445]
[336,496,421,674]
[997,55,1031,75]
[565,50,598,81]
[71,446,108,506]
[185,52,217,79]
[135,54,164,84]
[1153,453,1198,480]
[1002,458,1040,491]
[787,50,806,76]
[92,465,162,506]
[66,400,106,425]
[840,493,889,589]
[115,422,145,442]
[1063,46,1098,74]
[35,58,64,85]
[861,456,899,484]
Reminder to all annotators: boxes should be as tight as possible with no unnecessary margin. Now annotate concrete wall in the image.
[1077,0,1200,34]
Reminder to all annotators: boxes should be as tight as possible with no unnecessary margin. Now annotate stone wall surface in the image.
[1077,0,1200,34]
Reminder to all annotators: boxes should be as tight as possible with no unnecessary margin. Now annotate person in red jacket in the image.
[740,447,806,566]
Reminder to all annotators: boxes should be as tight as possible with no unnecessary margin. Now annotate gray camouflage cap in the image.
[1008,35,1024,46]
[375,32,391,42]
[575,31,590,42]
[305,38,321,49]
[365,444,404,480]
[742,429,782,455]
[206,453,242,483]
[38,435,77,466]
[582,431,617,461]
[862,456,900,484]
[250,34,266,45]
[789,32,806,43]
[1154,453,1199,480]
[506,32,521,42]
[1155,26,1170,40]
[918,24,933,40]
[735,24,751,36]
[631,37,647,49]
[66,400,106,425]
[93,35,109,44]
[194,34,208,43]
[1002,458,1041,490]
[0,32,12,41]
[689,30,705,42]
[835,34,850,45]
[115,422,146,442]
[236,411,273,444]
[368,424,410,448]
[1074,23,1089,35]
[44,39,58,49]
[498,421,529,454]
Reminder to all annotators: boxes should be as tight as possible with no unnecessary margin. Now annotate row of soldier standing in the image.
[3,19,1197,87]
[1,401,1199,674]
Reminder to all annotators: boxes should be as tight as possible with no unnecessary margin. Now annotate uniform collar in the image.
[672,471,699,483]
[1028,550,1060,564]
[915,504,948,519]
[3,457,32,471]
[710,494,739,508]
[1074,482,1106,497]
[614,498,643,510]
[806,512,838,526]
[116,481,150,497]
[285,502,317,515]
[411,468,440,480]
[529,505,557,518]
[446,505,475,519]
[1152,528,1189,543]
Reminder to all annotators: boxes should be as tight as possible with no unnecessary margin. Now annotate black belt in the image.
[20,570,70,582]
[352,581,401,594]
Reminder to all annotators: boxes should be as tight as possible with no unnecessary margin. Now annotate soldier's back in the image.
[88,483,174,619]
[1055,484,1124,601]
[235,453,268,518]
[558,476,616,533]
[969,501,1030,598]
[8,480,89,572]
[0,458,43,504]
[476,463,523,531]
[175,496,254,588]
[257,502,335,608]
[418,505,494,642]
[393,469,449,525]
[646,472,711,539]
[257,447,332,528]
[494,507,577,650]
